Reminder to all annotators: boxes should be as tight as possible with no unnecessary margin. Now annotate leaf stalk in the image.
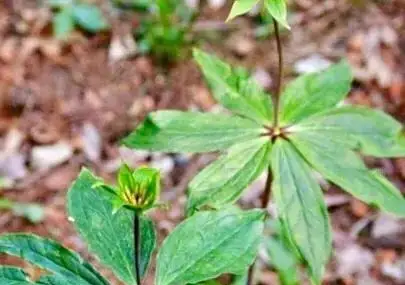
[272,19,284,129]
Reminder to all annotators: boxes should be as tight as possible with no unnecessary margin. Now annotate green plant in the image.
[2,1,405,285]
[0,166,266,285]
[48,0,109,39]
[136,0,195,61]
[121,0,405,284]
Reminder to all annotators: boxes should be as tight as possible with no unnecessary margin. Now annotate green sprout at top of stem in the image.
[93,164,161,214]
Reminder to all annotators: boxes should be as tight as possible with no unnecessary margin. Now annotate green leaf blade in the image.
[187,138,271,213]
[227,0,259,21]
[291,106,405,157]
[0,234,109,285]
[271,139,331,284]
[122,111,264,153]
[72,4,108,33]
[290,132,405,217]
[280,60,353,125]
[53,8,74,39]
[266,237,299,285]
[193,49,273,125]
[265,0,290,29]
[67,169,156,284]
[156,209,266,285]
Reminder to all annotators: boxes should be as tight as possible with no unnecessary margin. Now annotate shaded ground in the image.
[0,0,405,284]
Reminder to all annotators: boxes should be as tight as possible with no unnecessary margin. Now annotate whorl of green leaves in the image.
[124,48,405,283]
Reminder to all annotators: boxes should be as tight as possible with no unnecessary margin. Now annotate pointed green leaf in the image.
[118,164,136,191]
[290,106,405,157]
[72,4,108,33]
[227,0,260,21]
[67,169,156,284]
[132,167,161,201]
[279,60,352,125]
[266,237,299,285]
[156,209,266,285]
[193,49,273,125]
[187,137,271,213]
[0,234,109,285]
[271,139,331,284]
[290,132,405,217]
[122,111,264,153]
[265,0,290,29]
[53,7,74,39]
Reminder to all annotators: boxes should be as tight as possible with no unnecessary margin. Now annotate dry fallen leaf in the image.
[31,141,73,170]
[108,34,138,63]
[336,244,375,277]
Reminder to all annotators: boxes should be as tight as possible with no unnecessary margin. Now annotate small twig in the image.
[134,213,142,285]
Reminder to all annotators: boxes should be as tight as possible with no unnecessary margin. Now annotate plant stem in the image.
[134,213,142,285]
[261,169,273,209]
[247,17,284,285]
[272,19,284,129]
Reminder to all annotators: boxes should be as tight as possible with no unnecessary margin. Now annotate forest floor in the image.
[1,0,405,284]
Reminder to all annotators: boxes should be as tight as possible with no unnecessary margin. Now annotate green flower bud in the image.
[117,164,160,211]
[93,164,161,214]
